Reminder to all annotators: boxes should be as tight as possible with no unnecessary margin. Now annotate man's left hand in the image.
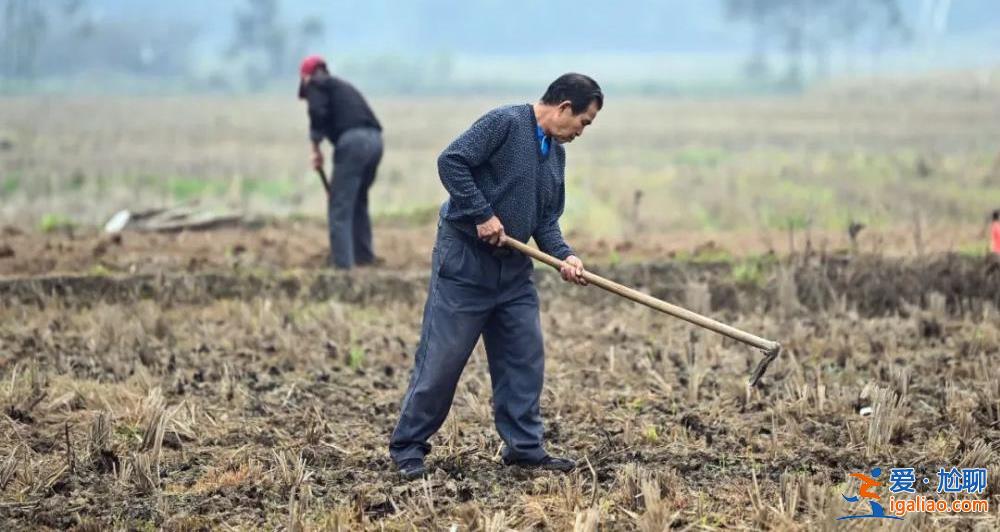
[560,255,588,285]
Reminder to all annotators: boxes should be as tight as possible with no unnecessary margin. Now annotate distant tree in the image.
[724,0,909,87]
[1,0,95,83]
[230,0,286,84]
[1,0,48,79]
[726,0,774,80]
[229,0,326,89]
[290,15,326,65]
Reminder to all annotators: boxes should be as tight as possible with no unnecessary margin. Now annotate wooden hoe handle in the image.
[502,237,781,386]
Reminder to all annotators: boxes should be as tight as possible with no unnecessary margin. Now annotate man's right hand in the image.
[311,147,324,171]
[476,216,505,246]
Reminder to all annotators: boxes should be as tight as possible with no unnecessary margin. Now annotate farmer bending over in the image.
[298,55,383,269]
[389,73,603,479]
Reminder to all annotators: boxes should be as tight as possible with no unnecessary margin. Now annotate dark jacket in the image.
[303,72,381,145]
[438,104,573,260]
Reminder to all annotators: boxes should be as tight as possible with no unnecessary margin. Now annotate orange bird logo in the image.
[838,468,901,521]
[849,472,882,500]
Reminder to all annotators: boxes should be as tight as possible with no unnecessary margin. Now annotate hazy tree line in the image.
[0,0,322,90]
[1,0,198,84]
[1,0,92,79]
[0,0,965,93]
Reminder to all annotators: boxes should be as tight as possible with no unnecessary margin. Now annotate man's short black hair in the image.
[994,209,999,221]
[541,73,604,115]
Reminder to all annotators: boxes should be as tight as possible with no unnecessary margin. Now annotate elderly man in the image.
[389,73,603,479]
[298,55,383,269]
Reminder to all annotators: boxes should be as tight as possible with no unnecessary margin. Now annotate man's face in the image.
[549,100,599,144]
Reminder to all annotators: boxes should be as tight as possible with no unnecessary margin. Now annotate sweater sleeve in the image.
[532,154,574,260]
[437,109,512,224]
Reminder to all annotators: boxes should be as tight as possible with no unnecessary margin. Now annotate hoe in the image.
[503,238,781,386]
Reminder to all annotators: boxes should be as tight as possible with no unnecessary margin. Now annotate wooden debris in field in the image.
[103,204,246,234]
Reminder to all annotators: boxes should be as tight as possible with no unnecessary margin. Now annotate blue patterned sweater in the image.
[437,104,574,260]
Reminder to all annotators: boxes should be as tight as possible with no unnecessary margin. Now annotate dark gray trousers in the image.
[329,127,383,269]
[389,221,548,464]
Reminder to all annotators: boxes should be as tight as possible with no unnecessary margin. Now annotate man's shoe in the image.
[398,458,426,480]
[356,256,386,268]
[503,455,576,472]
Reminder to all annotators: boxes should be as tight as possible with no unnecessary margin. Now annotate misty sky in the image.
[89,0,1000,56]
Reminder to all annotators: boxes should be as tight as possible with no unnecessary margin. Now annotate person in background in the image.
[992,210,1000,254]
[298,55,383,269]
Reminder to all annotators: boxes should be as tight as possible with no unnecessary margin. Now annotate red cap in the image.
[300,55,326,77]
[298,55,326,99]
